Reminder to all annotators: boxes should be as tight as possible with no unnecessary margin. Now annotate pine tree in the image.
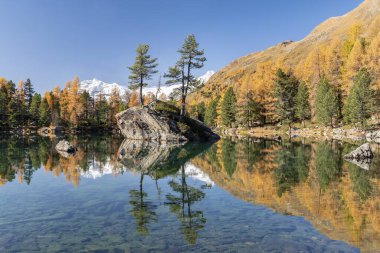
[295,82,310,128]
[238,91,262,127]
[165,35,206,118]
[128,44,158,107]
[273,69,299,132]
[29,93,41,125]
[221,87,237,127]
[0,87,8,125]
[96,94,108,127]
[195,102,206,122]
[204,97,219,128]
[39,97,51,126]
[344,68,373,126]
[315,77,339,127]
[23,78,34,109]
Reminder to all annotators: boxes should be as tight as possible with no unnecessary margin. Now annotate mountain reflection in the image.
[1,135,380,251]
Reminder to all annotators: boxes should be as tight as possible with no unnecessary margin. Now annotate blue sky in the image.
[0,0,362,93]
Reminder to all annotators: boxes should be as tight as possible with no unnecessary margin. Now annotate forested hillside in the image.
[188,0,380,127]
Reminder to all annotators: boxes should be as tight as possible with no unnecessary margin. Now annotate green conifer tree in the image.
[29,93,41,125]
[273,69,299,133]
[128,44,158,107]
[295,82,311,128]
[39,98,51,126]
[239,91,263,127]
[204,97,219,128]
[221,87,237,127]
[165,35,206,118]
[344,68,373,126]
[315,77,338,127]
[23,78,34,109]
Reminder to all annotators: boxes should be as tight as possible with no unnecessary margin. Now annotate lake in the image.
[0,135,379,252]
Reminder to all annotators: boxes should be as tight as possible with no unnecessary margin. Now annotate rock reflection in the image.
[117,139,211,240]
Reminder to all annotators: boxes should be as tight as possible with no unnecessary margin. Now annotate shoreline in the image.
[217,125,380,144]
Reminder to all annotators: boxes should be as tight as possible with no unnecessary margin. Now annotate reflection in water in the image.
[192,137,380,252]
[273,142,310,197]
[166,165,206,244]
[0,135,378,251]
[129,172,157,236]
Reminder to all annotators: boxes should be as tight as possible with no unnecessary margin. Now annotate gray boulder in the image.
[344,143,373,170]
[115,106,219,143]
[56,140,76,157]
[366,131,380,143]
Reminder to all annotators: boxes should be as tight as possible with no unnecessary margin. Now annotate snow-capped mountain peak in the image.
[198,70,215,84]
[79,70,215,99]
[79,78,127,98]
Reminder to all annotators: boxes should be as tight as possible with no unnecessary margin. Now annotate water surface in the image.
[1,135,379,252]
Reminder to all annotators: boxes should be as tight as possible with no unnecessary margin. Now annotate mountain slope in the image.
[189,0,380,107]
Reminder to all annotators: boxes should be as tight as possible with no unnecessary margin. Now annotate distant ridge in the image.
[79,70,215,99]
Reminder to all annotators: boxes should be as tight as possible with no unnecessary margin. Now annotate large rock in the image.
[366,131,380,143]
[56,140,76,157]
[344,143,373,170]
[115,106,219,143]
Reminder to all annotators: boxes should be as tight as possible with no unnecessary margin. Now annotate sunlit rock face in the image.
[115,106,219,143]
[116,107,187,143]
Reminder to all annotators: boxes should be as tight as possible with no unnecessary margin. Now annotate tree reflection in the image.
[165,165,206,244]
[129,172,157,236]
[315,141,342,191]
[273,142,311,196]
[348,164,373,201]
[221,138,237,177]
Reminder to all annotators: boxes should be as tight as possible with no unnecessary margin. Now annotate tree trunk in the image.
[288,122,292,138]
[180,95,186,120]
[302,120,305,128]
[139,85,143,107]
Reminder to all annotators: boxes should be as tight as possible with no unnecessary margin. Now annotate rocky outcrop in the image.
[344,143,373,170]
[115,106,219,143]
[56,140,76,157]
[366,131,380,143]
